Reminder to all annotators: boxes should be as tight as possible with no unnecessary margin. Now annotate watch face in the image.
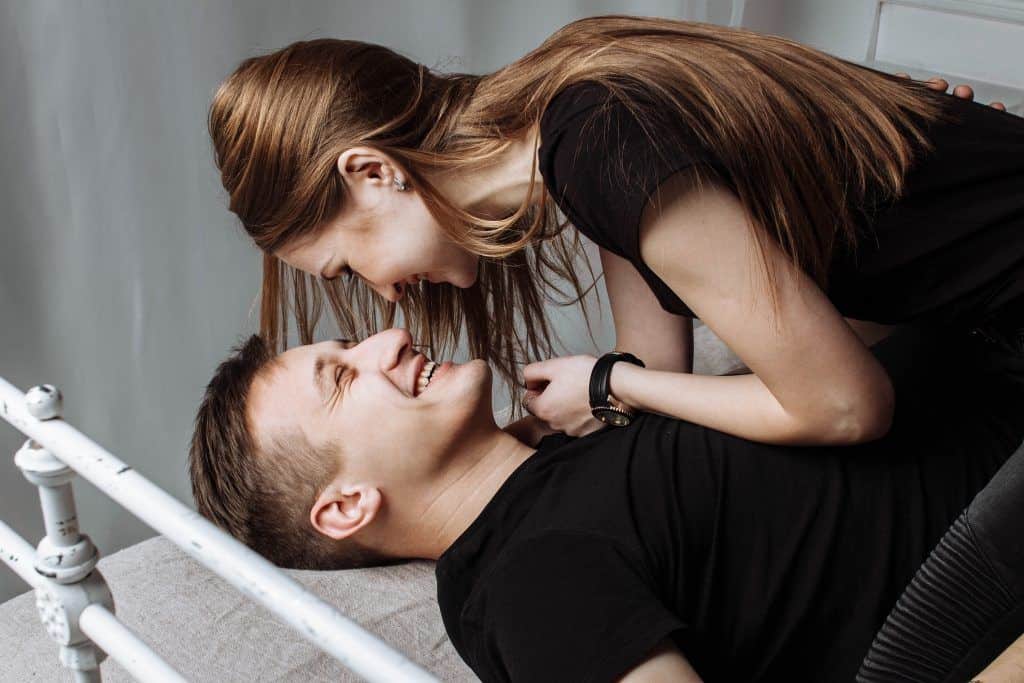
[593,407,631,426]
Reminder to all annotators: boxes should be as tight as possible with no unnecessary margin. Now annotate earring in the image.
[393,178,409,192]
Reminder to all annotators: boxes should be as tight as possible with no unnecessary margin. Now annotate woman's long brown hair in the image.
[208,14,956,417]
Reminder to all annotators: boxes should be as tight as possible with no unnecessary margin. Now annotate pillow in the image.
[0,536,476,681]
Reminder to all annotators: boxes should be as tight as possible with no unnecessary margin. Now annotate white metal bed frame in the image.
[0,376,438,683]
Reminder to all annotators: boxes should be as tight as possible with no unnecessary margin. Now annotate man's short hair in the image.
[188,335,392,570]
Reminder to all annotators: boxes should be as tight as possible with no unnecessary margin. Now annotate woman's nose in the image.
[377,281,403,303]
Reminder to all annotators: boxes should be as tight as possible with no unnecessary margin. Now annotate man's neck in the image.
[399,428,538,560]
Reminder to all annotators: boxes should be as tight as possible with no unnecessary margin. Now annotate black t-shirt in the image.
[435,330,1024,682]
[537,76,1024,327]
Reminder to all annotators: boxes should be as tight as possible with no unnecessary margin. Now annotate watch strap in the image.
[589,352,645,414]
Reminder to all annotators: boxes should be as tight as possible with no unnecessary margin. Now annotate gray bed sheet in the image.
[0,535,475,681]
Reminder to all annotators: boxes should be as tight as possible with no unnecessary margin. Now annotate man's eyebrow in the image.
[313,356,328,403]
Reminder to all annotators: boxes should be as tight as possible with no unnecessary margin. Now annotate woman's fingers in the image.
[521,389,540,414]
[897,72,1008,110]
[522,361,549,385]
[951,83,974,100]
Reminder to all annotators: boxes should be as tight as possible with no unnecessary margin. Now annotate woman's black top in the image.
[537,76,1024,327]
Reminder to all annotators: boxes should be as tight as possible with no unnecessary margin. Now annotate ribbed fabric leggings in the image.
[857,450,1024,681]
[858,319,1024,683]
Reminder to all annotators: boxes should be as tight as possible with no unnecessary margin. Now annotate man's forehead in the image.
[273,339,358,398]
[248,340,358,446]
[246,355,314,447]
[269,347,316,396]
[249,359,297,410]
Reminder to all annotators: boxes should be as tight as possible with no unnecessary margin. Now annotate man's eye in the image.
[329,365,348,407]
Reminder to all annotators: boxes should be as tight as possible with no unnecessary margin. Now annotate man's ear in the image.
[310,483,382,541]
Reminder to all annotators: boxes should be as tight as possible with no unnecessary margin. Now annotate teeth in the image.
[416,360,437,396]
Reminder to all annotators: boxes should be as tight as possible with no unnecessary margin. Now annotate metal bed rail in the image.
[0,518,186,682]
[0,376,437,682]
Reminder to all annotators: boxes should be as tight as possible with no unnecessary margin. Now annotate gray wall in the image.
[0,0,732,603]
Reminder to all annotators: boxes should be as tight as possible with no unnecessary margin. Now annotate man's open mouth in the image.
[415,359,439,397]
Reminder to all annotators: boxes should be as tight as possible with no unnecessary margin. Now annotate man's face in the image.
[247,328,494,484]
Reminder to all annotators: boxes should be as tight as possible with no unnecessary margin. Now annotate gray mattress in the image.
[0,535,475,681]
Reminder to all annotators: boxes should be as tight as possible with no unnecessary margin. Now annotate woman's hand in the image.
[907,73,1007,111]
[522,355,610,437]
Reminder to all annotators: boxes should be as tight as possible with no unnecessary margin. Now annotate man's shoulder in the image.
[464,530,645,608]
[441,529,639,603]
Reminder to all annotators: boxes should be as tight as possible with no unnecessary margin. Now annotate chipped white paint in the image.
[0,378,437,682]
[0,519,185,682]
[0,518,47,590]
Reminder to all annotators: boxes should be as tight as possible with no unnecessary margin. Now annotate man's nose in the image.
[376,327,414,372]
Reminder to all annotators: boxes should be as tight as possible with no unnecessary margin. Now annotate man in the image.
[188,325,1024,682]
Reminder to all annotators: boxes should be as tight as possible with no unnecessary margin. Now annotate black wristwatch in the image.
[589,352,646,426]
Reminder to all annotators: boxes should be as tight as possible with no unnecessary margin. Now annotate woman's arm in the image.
[524,172,892,444]
[524,171,892,446]
[599,245,694,373]
[615,171,894,446]
[509,246,694,443]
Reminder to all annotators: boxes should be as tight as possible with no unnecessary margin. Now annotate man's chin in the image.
[423,359,491,408]
[469,357,490,371]
[458,360,492,400]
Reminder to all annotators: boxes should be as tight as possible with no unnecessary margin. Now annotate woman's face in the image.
[275,148,479,302]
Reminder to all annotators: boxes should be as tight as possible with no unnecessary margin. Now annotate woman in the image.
[207,15,1020,448]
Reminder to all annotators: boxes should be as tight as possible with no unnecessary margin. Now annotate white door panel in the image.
[732,0,1024,113]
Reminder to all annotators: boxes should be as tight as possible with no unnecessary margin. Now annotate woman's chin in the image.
[449,274,475,289]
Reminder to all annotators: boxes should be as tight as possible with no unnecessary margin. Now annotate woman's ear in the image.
[336,147,400,188]
[310,483,382,541]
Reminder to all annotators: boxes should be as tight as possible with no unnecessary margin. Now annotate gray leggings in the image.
[858,319,1024,682]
